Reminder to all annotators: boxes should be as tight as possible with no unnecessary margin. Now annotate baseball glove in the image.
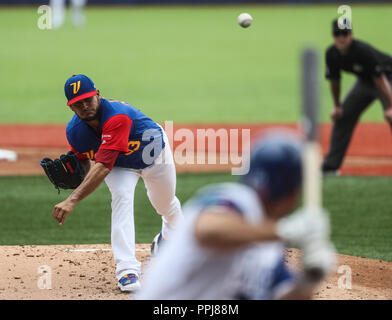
[40,151,86,192]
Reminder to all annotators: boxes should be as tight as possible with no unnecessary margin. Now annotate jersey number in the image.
[125,141,140,156]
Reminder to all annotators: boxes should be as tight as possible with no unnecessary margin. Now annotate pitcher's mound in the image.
[0,244,391,300]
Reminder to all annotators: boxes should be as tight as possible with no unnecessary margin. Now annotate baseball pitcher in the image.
[40,74,183,292]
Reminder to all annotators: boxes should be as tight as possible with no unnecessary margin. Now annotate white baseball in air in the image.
[238,13,253,28]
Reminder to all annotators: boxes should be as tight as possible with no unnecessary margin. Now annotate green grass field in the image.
[0,5,391,263]
[1,5,391,123]
[0,174,391,261]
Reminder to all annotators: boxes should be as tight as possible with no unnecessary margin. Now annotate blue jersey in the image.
[66,97,165,169]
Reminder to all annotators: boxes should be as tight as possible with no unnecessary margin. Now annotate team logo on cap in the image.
[70,81,81,95]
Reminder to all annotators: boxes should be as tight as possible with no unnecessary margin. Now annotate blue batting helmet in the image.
[241,130,303,202]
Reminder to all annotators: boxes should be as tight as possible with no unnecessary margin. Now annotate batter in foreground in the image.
[137,131,336,300]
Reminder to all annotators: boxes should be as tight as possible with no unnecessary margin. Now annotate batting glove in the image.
[276,206,331,249]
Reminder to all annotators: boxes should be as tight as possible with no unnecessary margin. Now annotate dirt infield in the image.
[0,122,392,176]
[0,244,391,300]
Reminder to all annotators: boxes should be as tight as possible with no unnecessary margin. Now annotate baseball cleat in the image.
[151,232,164,256]
[118,273,141,292]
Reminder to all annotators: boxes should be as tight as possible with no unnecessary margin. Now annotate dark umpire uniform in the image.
[322,20,392,173]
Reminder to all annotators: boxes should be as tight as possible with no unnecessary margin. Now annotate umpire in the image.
[322,19,392,174]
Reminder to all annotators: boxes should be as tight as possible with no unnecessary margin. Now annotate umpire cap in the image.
[241,130,302,202]
[332,18,352,34]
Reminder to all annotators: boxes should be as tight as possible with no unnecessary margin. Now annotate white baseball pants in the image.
[104,130,183,280]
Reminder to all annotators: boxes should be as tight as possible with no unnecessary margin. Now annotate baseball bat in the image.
[301,48,321,208]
